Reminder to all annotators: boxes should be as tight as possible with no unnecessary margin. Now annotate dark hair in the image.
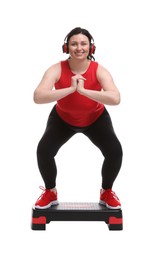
[64,27,95,60]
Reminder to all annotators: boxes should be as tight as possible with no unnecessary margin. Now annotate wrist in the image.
[70,86,77,93]
[77,86,85,95]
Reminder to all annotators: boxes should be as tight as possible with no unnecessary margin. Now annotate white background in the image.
[0,0,155,259]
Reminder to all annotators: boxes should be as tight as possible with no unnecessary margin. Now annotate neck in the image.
[68,58,91,74]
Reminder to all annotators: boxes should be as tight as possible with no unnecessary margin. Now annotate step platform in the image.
[31,202,123,231]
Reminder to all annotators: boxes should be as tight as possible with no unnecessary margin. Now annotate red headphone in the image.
[89,42,96,55]
[62,41,96,55]
[62,42,68,53]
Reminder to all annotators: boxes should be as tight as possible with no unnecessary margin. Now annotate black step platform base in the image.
[31,202,123,231]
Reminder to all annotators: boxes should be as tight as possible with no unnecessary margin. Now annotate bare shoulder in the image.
[96,64,118,91]
[44,62,61,82]
[96,64,113,81]
[35,62,61,91]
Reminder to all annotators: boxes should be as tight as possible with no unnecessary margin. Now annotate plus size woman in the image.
[33,27,123,209]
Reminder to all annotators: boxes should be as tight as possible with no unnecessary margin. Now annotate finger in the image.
[78,77,86,81]
[79,75,86,80]
[74,74,86,80]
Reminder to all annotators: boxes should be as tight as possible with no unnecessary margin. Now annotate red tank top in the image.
[55,60,104,127]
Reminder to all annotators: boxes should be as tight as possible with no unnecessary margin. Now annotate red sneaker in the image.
[99,189,121,209]
[34,186,59,209]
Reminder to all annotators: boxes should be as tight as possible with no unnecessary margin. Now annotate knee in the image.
[37,140,46,159]
[37,139,56,159]
[104,141,123,162]
[111,142,123,162]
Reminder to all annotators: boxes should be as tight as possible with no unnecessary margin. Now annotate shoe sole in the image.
[99,200,121,209]
[33,200,59,209]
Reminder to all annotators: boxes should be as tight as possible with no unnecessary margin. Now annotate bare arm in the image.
[33,63,77,104]
[77,64,121,105]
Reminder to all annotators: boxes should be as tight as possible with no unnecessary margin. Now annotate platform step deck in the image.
[31,202,123,230]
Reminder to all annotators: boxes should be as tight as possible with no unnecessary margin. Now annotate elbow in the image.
[115,96,121,105]
[33,90,42,104]
[113,93,121,105]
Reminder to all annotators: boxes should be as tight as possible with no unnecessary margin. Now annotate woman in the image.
[33,27,123,209]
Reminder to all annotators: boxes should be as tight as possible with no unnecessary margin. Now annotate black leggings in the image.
[37,106,123,190]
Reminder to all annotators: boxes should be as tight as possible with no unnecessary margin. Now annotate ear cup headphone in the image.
[62,42,68,53]
[89,43,96,55]
[62,41,96,55]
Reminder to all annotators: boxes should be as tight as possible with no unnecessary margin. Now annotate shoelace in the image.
[37,186,48,201]
[103,189,120,202]
[110,191,120,202]
[39,186,46,192]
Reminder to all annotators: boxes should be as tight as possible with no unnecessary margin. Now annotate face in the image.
[68,33,90,60]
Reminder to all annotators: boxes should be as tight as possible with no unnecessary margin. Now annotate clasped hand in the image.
[71,74,86,93]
